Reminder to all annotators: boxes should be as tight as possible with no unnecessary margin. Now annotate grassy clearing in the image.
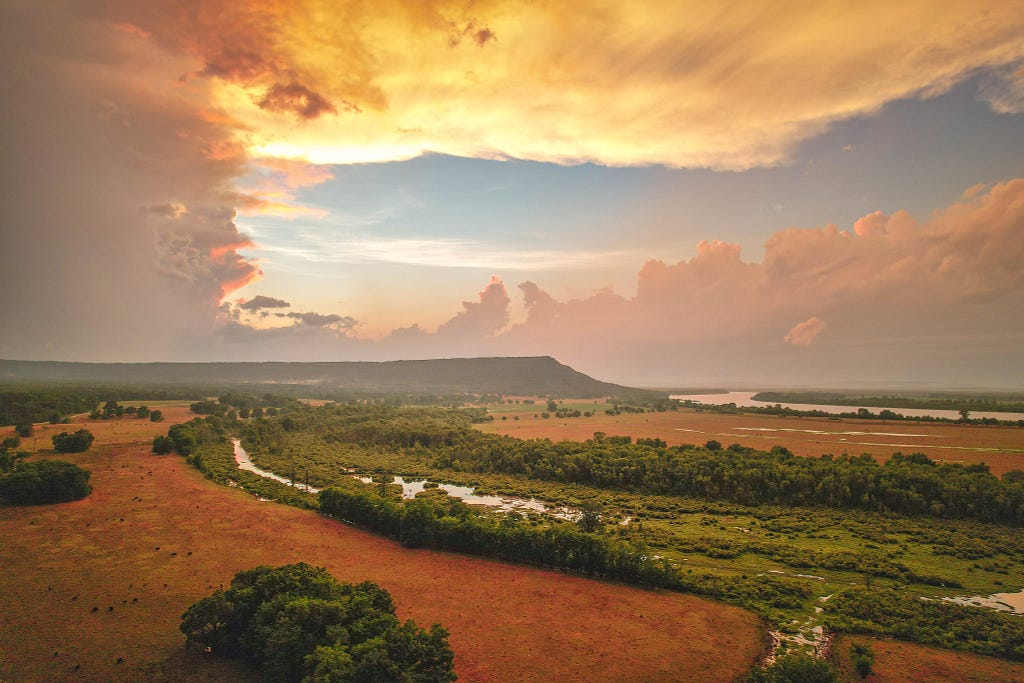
[0,419,763,682]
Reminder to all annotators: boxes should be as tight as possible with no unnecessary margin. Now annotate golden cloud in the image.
[113,0,1024,169]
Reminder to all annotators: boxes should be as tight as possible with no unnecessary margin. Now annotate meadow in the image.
[0,410,763,682]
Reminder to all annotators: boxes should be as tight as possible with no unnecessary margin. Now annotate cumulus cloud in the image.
[0,2,260,360]
[105,0,1024,169]
[495,180,1024,385]
[436,276,510,339]
[785,317,827,346]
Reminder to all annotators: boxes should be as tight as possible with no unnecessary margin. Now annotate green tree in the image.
[0,459,92,504]
[52,429,94,453]
[136,405,151,419]
[577,502,603,533]
[15,423,33,437]
[152,435,174,455]
[849,642,875,678]
[181,563,456,682]
[150,409,164,422]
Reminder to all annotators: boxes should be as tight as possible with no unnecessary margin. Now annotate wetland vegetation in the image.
[162,400,1024,665]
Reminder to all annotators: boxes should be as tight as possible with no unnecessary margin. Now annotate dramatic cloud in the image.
[0,3,259,360]
[785,318,827,347]
[496,180,1024,385]
[106,0,1024,169]
[239,295,291,311]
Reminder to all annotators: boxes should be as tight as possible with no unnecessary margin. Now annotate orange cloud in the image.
[109,0,1024,169]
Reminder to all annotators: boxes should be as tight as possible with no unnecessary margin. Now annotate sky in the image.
[2,0,1023,388]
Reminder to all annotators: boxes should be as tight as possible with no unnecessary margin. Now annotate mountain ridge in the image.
[0,357,653,398]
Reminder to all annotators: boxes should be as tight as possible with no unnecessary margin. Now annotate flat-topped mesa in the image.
[0,356,657,399]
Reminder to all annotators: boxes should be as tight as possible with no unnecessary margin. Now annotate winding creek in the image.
[232,440,1023,621]
[231,439,577,518]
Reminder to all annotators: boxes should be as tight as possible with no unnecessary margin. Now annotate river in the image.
[670,391,1024,421]
[231,439,576,518]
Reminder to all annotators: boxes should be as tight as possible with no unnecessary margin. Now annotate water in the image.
[232,439,576,518]
[943,589,1024,613]
[233,439,321,493]
[670,391,1024,421]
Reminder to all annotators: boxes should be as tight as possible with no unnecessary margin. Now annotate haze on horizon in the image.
[2,1,1023,389]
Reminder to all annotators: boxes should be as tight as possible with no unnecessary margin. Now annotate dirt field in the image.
[0,413,764,682]
[478,408,1024,475]
[832,636,1024,682]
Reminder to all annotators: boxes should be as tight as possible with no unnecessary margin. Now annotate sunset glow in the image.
[3,1,1024,386]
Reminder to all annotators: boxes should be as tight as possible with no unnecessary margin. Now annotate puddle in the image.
[943,589,1024,613]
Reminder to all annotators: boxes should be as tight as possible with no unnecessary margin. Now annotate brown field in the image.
[478,407,1024,475]
[3,404,197,456]
[832,636,1024,682]
[0,411,764,682]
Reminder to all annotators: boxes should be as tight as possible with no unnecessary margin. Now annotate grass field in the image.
[831,636,1024,682]
[478,404,1024,475]
[0,411,765,682]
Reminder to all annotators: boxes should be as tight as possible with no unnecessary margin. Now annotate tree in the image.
[150,409,164,422]
[0,459,91,504]
[577,502,603,533]
[181,563,456,682]
[136,405,151,419]
[15,423,33,437]
[52,429,94,453]
[152,435,174,455]
[2,436,20,451]
[849,642,875,678]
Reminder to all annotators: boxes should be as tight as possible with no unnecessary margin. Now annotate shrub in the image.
[748,652,839,683]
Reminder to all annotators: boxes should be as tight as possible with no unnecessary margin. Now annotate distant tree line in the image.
[0,385,201,426]
[752,391,1024,415]
[682,399,1024,427]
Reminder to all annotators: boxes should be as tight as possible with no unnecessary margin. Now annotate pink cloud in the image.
[784,317,827,346]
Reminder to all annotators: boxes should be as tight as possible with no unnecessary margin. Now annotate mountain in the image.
[0,357,654,398]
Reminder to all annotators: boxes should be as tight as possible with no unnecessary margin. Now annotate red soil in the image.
[0,416,764,682]
[832,636,1024,682]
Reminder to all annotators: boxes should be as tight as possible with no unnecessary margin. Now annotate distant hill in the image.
[0,357,654,399]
